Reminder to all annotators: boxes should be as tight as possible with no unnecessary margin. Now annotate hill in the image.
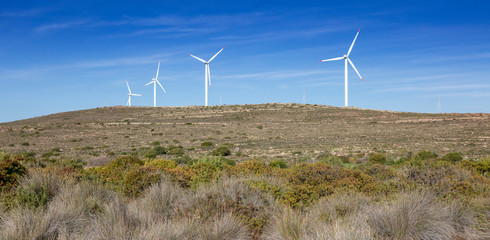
[0,103,488,165]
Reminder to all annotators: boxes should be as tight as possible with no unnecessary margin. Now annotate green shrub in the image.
[167,145,184,156]
[211,145,231,156]
[460,158,490,177]
[153,145,167,155]
[269,159,287,169]
[0,158,27,189]
[201,141,214,148]
[15,171,63,209]
[369,153,386,164]
[143,146,168,159]
[415,151,438,160]
[107,155,143,169]
[442,152,463,163]
[318,154,344,166]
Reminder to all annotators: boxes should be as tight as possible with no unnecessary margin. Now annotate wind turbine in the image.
[125,81,142,107]
[189,47,225,106]
[320,29,364,107]
[145,61,167,107]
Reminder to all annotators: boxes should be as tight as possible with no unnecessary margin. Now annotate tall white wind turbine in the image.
[145,61,167,107]
[189,47,225,106]
[126,81,142,107]
[320,29,364,107]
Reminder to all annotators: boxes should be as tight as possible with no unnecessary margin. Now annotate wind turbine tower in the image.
[145,61,167,107]
[320,29,364,107]
[303,90,306,104]
[189,47,225,106]
[126,81,142,107]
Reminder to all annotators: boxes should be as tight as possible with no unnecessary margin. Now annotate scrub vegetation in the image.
[0,104,488,239]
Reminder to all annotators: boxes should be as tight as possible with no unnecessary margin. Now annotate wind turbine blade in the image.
[208,46,225,62]
[189,54,206,63]
[126,81,132,94]
[319,57,343,62]
[145,81,154,86]
[347,58,364,82]
[156,80,167,94]
[155,61,160,80]
[347,29,360,56]
[207,64,211,87]
[131,94,143,96]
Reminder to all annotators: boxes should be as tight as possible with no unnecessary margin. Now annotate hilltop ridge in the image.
[0,103,488,165]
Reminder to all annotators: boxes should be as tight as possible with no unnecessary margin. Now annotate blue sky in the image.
[1,1,489,122]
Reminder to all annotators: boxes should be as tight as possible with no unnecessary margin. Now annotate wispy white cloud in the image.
[35,20,90,33]
[0,7,52,18]
[0,52,180,81]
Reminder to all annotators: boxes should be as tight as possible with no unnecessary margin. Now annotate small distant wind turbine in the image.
[145,61,167,107]
[126,81,142,107]
[320,29,364,107]
[189,47,225,106]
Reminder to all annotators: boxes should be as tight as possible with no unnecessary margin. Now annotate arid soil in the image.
[0,103,488,164]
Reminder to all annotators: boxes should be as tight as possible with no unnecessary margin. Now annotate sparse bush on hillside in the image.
[415,150,438,160]
[269,159,287,169]
[107,155,143,169]
[442,152,463,163]
[143,145,168,159]
[201,141,214,148]
[368,153,386,164]
[317,153,344,166]
[167,145,184,156]
[212,145,232,156]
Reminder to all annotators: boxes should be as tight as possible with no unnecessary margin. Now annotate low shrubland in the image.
[0,150,488,239]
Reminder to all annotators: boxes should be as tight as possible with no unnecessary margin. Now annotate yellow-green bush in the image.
[122,166,161,197]
[228,159,271,176]
[144,159,177,170]
[460,158,490,177]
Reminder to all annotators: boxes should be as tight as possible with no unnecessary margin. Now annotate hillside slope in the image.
[0,103,488,164]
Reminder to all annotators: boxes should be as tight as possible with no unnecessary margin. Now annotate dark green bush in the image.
[211,145,231,156]
[167,145,184,156]
[201,141,213,148]
[0,158,27,189]
[269,159,287,169]
[415,151,438,160]
[153,145,167,155]
[442,152,463,163]
[369,153,386,164]
[107,155,143,169]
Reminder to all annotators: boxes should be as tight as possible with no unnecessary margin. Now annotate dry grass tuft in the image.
[129,175,187,225]
[366,190,455,240]
[263,207,313,240]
